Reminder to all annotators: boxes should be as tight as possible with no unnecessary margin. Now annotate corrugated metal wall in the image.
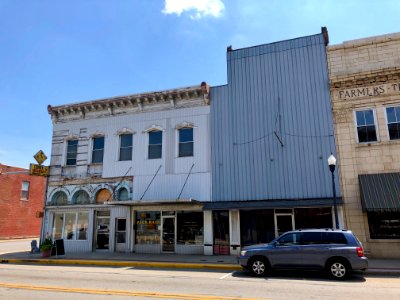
[211,33,340,201]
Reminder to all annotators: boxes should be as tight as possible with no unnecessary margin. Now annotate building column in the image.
[203,210,213,255]
[229,210,240,255]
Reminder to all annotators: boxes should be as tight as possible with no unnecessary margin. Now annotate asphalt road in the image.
[0,263,399,300]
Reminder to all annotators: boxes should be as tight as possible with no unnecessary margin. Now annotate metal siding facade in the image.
[211,34,340,202]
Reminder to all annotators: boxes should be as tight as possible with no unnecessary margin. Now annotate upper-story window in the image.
[178,128,194,157]
[148,131,162,159]
[386,106,400,140]
[21,181,30,200]
[119,134,132,161]
[66,139,78,165]
[355,109,378,143]
[92,136,104,164]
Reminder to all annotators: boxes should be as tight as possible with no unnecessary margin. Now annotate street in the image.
[0,263,399,300]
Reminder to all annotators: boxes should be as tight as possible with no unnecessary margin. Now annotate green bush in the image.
[40,237,53,251]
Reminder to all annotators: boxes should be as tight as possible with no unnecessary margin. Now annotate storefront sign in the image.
[29,163,49,177]
[336,82,400,100]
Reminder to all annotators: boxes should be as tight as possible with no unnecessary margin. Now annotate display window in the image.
[367,212,400,239]
[177,211,203,245]
[52,211,89,241]
[135,211,161,244]
[294,207,333,229]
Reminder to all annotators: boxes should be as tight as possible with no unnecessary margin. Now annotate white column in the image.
[229,210,240,255]
[203,210,213,255]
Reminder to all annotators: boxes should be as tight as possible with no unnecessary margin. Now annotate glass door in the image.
[95,211,110,251]
[275,214,294,237]
[162,217,175,252]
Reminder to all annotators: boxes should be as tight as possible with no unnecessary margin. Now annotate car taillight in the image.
[356,247,364,257]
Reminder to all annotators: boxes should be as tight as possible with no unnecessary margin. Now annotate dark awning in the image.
[359,173,400,212]
[202,198,343,210]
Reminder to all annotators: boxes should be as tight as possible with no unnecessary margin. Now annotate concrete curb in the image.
[0,258,242,271]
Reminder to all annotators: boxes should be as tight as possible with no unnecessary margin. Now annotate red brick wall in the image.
[0,164,46,239]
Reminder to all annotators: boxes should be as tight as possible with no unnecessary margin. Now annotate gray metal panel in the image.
[211,33,340,202]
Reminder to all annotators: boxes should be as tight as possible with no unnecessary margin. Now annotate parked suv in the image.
[238,229,368,279]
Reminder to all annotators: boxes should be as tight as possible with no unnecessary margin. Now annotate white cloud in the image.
[162,0,225,19]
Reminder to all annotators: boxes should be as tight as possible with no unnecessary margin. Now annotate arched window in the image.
[96,188,112,204]
[117,188,129,201]
[72,190,90,205]
[51,191,68,206]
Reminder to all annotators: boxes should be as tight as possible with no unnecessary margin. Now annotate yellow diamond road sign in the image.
[34,150,47,165]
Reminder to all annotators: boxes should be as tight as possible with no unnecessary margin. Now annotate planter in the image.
[41,249,52,258]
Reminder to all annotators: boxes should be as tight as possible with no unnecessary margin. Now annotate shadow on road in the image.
[232,269,367,282]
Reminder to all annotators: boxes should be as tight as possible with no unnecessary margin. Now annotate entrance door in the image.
[275,214,294,237]
[162,217,175,252]
[95,211,110,250]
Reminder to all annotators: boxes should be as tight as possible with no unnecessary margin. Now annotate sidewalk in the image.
[1,250,400,276]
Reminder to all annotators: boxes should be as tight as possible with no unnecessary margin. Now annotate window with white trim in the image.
[92,136,104,163]
[52,212,89,241]
[355,109,378,143]
[21,181,30,200]
[386,106,400,140]
[178,127,193,157]
[148,131,162,159]
[119,134,132,161]
[66,139,78,165]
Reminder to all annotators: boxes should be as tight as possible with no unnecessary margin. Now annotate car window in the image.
[323,232,348,244]
[277,233,302,245]
[302,232,323,244]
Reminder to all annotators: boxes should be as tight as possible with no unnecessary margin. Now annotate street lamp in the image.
[328,154,339,229]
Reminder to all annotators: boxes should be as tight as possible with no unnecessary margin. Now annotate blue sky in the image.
[1,0,399,168]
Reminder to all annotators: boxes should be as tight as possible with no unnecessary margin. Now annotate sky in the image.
[0,0,399,168]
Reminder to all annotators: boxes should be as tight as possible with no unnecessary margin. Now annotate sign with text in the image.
[335,82,400,100]
[29,163,49,177]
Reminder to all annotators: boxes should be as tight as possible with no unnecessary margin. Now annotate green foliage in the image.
[40,237,53,251]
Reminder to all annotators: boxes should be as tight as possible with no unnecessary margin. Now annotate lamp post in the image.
[328,154,339,229]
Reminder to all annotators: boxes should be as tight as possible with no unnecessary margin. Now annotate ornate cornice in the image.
[330,67,400,89]
[48,82,210,123]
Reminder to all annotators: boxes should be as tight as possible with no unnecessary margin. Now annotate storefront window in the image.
[367,212,400,239]
[64,213,76,240]
[177,211,203,245]
[77,212,89,240]
[53,213,64,240]
[294,208,333,229]
[52,212,89,241]
[135,211,161,244]
[240,210,275,246]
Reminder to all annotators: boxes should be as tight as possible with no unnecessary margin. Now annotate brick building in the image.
[328,33,400,258]
[0,163,46,239]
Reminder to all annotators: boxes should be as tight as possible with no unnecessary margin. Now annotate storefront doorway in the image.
[275,212,294,237]
[161,215,175,252]
[95,210,110,251]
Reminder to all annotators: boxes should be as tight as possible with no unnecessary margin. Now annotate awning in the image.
[202,198,343,210]
[359,173,400,212]
[106,198,202,207]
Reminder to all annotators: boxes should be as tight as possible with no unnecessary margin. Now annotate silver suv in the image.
[238,229,368,279]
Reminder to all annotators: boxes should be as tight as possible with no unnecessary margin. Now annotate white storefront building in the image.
[43,83,212,254]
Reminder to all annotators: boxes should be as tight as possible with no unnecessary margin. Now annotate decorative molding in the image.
[47,83,211,123]
[116,127,135,136]
[330,68,400,90]
[175,121,195,130]
[142,124,164,133]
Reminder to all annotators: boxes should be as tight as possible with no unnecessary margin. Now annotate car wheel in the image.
[249,257,269,277]
[327,260,349,280]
